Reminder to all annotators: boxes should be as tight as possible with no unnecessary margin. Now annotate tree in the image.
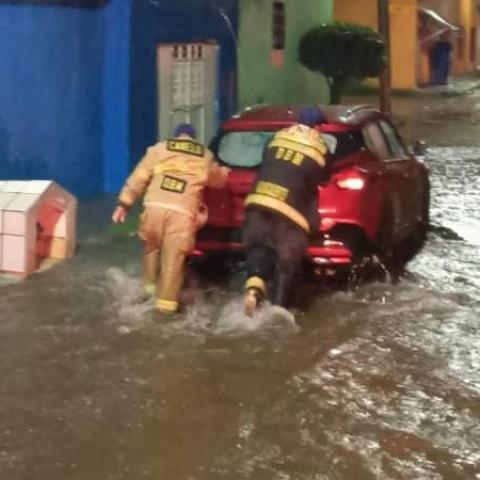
[299,22,387,104]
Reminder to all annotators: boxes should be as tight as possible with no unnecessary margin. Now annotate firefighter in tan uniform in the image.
[243,107,331,316]
[112,124,230,313]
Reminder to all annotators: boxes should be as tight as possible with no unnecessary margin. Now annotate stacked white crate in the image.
[0,180,77,277]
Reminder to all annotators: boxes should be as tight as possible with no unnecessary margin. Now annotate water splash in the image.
[104,267,156,331]
[103,270,299,338]
[215,298,299,336]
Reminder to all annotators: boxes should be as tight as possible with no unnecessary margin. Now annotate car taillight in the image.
[335,173,365,190]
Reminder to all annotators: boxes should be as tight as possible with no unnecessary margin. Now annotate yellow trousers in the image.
[138,206,196,312]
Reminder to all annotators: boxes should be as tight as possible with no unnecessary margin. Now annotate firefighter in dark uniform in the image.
[243,107,330,316]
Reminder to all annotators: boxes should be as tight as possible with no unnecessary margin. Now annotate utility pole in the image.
[378,0,392,115]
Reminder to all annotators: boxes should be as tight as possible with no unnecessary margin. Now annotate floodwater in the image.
[1,91,480,480]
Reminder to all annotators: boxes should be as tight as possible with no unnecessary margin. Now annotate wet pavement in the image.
[1,90,480,480]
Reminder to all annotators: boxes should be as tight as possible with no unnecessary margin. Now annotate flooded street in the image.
[2,92,480,480]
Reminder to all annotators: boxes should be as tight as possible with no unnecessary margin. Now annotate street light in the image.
[378,0,392,115]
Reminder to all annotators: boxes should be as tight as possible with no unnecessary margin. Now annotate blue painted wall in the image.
[102,0,131,194]
[129,0,238,164]
[0,2,105,198]
[0,0,238,197]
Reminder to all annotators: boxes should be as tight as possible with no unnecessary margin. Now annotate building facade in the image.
[335,0,479,90]
[0,0,336,198]
[238,0,333,109]
[0,0,239,197]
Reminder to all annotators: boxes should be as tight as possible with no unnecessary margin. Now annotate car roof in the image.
[222,104,383,132]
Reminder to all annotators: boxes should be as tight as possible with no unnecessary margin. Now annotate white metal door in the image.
[157,42,219,145]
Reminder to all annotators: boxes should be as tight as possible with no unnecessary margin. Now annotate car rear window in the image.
[331,131,365,159]
[215,131,274,168]
[213,129,364,168]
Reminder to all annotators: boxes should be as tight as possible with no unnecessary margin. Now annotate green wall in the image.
[238,0,333,109]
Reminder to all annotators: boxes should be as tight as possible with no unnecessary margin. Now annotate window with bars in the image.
[272,1,285,50]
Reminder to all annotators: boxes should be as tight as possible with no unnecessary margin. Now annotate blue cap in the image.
[174,123,197,139]
[298,107,326,128]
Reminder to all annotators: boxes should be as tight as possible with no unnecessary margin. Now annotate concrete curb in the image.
[344,77,480,99]
[412,80,480,97]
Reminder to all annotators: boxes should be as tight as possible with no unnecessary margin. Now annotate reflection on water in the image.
[1,148,480,477]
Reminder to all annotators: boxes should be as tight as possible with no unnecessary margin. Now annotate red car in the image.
[194,105,429,275]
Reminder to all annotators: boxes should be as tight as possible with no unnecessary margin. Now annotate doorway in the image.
[157,42,219,145]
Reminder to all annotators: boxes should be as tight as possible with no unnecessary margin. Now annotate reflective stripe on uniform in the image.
[245,276,266,295]
[118,188,136,207]
[269,133,326,167]
[154,161,205,176]
[245,194,310,233]
[156,299,178,312]
[143,283,156,296]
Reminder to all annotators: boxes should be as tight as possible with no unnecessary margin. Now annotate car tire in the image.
[328,225,386,289]
[376,202,395,262]
[374,201,405,281]
[399,177,430,265]
[418,176,430,243]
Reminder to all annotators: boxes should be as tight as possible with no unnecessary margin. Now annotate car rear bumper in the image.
[307,243,353,265]
[193,229,353,266]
